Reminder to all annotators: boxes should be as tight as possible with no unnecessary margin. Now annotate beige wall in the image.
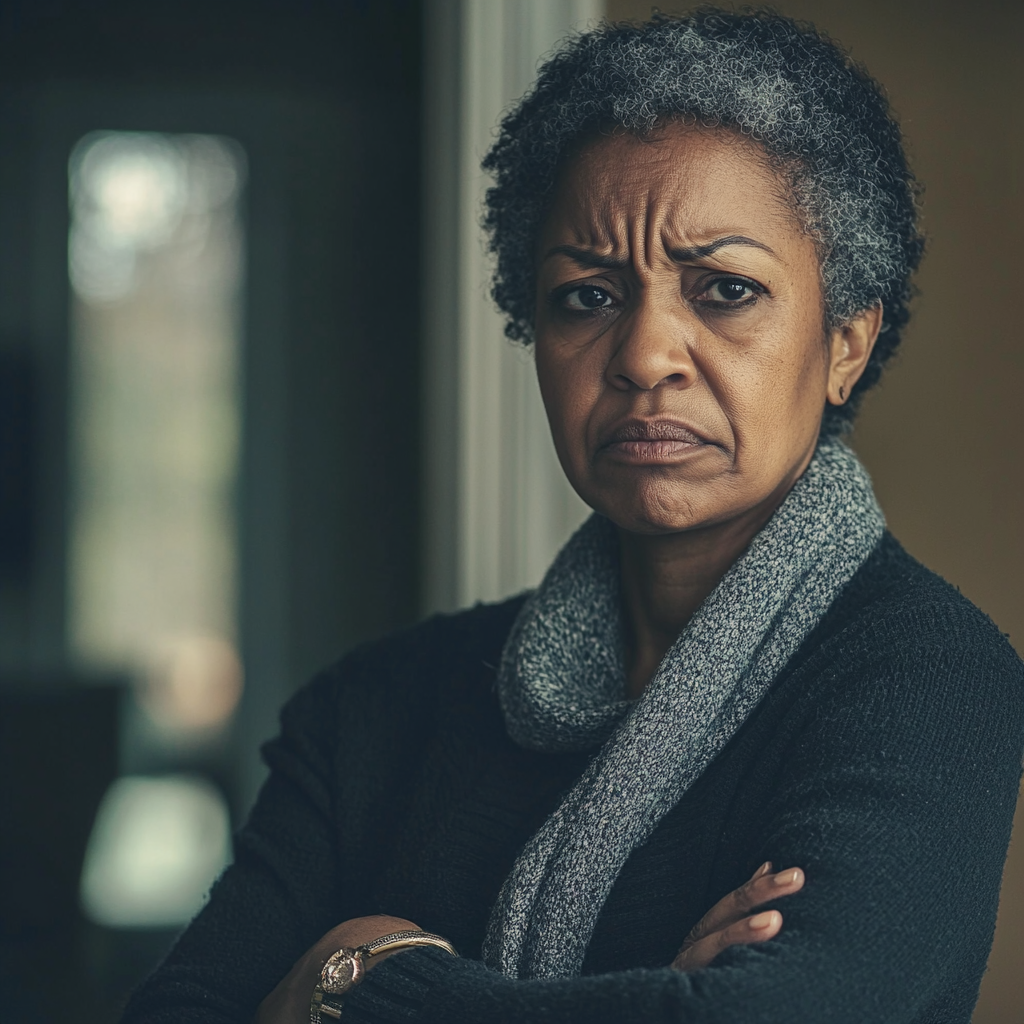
[606,2,1023,1019]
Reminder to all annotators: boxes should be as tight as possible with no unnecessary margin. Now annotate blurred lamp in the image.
[79,774,231,928]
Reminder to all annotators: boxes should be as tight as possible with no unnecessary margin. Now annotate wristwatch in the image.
[310,930,457,1023]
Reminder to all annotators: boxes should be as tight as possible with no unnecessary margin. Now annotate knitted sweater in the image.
[123,534,1024,1024]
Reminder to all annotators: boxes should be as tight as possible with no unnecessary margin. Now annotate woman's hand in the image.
[254,914,421,1024]
[671,862,805,972]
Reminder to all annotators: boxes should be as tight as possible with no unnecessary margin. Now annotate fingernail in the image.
[774,868,800,886]
[749,911,775,930]
[752,861,771,879]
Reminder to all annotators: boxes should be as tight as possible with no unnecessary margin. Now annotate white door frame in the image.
[421,0,600,614]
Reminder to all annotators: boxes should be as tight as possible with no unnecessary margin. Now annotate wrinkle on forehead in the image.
[544,123,805,273]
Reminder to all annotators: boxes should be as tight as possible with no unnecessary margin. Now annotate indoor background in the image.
[0,1,1019,1021]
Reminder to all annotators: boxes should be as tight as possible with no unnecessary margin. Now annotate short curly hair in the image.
[482,7,924,432]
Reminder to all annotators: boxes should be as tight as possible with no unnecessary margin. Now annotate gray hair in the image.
[482,9,924,431]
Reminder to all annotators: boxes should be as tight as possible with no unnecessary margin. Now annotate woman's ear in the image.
[826,304,884,405]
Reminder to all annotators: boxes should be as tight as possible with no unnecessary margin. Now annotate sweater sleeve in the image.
[119,600,522,1024]
[341,613,1024,1024]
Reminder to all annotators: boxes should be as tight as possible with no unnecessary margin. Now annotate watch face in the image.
[321,950,361,994]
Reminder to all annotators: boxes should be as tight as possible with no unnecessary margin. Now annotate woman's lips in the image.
[599,420,713,464]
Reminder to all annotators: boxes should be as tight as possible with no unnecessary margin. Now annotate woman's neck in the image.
[618,501,782,700]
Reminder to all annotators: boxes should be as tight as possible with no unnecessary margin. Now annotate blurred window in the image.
[67,131,246,745]
[68,131,245,928]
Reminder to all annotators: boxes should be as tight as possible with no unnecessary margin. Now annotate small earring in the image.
[838,385,846,401]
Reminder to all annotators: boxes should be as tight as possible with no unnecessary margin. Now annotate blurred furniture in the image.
[0,678,120,1022]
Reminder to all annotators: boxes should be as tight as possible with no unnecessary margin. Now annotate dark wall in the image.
[0,0,421,95]
[0,0,424,696]
[0,4,423,1017]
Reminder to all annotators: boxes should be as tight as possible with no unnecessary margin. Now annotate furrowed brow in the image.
[668,235,777,262]
[542,244,631,270]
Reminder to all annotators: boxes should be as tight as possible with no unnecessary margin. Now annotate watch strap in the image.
[310,986,344,1023]
[357,930,458,959]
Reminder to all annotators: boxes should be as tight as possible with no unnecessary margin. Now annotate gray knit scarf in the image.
[482,437,884,979]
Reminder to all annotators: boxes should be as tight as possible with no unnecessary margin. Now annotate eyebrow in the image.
[543,234,777,268]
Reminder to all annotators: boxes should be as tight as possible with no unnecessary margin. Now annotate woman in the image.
[124,10,1024,1023]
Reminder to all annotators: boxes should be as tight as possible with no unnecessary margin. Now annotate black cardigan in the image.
[123,534,1024,1023]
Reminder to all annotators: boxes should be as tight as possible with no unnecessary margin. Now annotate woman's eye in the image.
[698,277,761,305]
[561,285,615,311]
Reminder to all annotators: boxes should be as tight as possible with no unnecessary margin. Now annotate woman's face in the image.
[533,123,878,536]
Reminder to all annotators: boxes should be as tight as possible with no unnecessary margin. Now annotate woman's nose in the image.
[605,299,698,392]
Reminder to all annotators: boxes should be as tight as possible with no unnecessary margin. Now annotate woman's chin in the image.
[592,485,721,537]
